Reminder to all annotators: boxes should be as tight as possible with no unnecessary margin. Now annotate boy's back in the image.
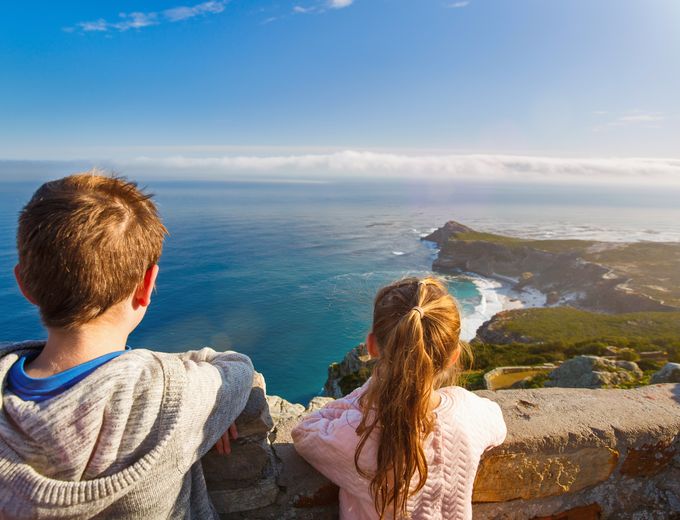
[0,342,253,519]
[1,172,255,518]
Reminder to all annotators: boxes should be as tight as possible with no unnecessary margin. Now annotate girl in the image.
[292,276,506,519]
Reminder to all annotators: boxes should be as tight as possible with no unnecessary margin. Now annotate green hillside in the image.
[471,307,680,374]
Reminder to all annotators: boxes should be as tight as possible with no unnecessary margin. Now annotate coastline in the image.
[420,235,548,341]
[459,274,547,341]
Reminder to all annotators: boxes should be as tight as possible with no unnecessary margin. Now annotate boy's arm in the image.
[172,348,255,468]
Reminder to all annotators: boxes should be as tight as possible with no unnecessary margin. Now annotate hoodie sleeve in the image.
[173,348,255,467]
[291,384,374,495]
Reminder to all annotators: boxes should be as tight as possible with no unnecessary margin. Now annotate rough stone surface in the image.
[532,503,603,520]
[472,384,680,519]
[266,394,305,422]
[651,362,680,384]
[620,439,677,478]
[268,395,339,517]
[545,355,643,389]
[234,372,274,439]
[474,448,618,502]
[203,439,271,487]
[307,396,335,412]
[210,473,279,515]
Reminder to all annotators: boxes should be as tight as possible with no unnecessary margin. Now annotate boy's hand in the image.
[214,423,238,456]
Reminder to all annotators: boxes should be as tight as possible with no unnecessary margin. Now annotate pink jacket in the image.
[292,382,507,519]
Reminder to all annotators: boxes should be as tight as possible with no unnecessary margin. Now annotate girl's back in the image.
[292,382,506,519]
[292,276,507,519]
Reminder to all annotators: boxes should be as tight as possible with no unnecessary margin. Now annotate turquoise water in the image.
[1,180,679,403]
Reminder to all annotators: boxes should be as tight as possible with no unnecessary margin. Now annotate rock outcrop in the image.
[421,220,474,245]
[544,355,643,389]
[323,343,374,398]
[651,362,680,384]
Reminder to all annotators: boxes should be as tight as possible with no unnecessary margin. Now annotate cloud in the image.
[328,0,354,9]
[290,0,353,17]
[618,113,665,123]
[592,111,667,132]
[112,12,159,31]
[68,1,227,33]
[293,6,316,13]
[120,151,680,185]
[164,1,226,21]
[77,19,109,32]
[447,1,470,8]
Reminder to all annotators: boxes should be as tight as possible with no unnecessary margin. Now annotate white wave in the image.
[459,277,504,340]
[392,251,406,256]
[459,275,547,340]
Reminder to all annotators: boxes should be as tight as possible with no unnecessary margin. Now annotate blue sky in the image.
[1,0,679,182]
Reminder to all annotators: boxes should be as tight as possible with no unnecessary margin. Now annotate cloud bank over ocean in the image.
[122,151,680,185]
[2,152,680,186]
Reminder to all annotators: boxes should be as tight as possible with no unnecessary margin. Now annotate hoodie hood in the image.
[0,341,184,519]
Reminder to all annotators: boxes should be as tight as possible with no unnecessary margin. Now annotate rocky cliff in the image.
[423,221,680,313]
[323,343,374,398]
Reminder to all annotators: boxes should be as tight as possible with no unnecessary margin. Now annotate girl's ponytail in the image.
[355,277,466,519]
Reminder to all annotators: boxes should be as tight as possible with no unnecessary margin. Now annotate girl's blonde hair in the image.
[354,276,470,519]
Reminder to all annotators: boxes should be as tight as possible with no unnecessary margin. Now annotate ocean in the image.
[1,179,679,403]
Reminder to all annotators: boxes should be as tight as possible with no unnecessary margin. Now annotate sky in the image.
[1,0,679,183]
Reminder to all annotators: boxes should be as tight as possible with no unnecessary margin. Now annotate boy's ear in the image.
[14,264,37,305]
[134,265,160,307]
[366,332,380,359]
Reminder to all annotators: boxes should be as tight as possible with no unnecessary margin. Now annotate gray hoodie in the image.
[0,341,254,519]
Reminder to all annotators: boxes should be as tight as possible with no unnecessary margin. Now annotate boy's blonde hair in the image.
[354,276,471,519]
[17,171,168,329]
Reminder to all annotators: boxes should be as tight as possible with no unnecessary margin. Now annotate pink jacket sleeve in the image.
[483,399,507,450]
[291,384,375,495]
[459,388,507,453]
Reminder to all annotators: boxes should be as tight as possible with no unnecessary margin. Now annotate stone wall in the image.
[203,378,680,519]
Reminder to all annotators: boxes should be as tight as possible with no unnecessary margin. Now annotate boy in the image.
[0,172,254,519]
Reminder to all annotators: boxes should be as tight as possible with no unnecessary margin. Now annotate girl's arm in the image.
[292,385,373,495]
[467,391,507,451]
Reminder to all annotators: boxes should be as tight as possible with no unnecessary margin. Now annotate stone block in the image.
[266,395,305,423]
[269,408,339,511]
[307,396,335,413]
[620,439,677,477]
[235,372,274,439]
[203,438,272,488]
[651,363,680,384]
[531,503,602,520]
[209,474,279,515]
[473,447,618,502]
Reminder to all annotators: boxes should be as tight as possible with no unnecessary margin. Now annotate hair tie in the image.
[412,306,425,318]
